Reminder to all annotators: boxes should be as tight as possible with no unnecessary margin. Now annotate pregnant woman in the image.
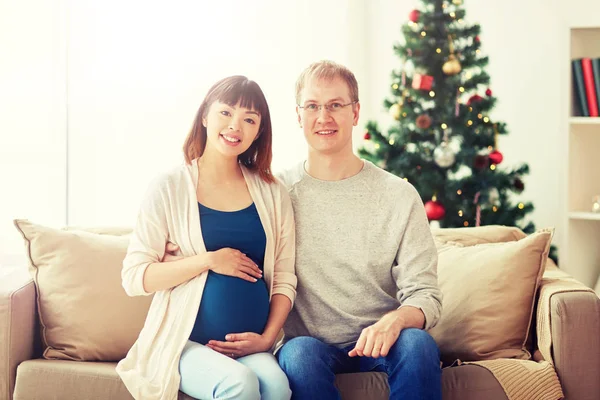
[116,75,297,400]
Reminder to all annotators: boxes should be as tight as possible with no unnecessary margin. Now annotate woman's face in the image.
[202,100,262,159]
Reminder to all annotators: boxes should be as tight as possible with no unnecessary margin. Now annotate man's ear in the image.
[296,106,302,128]
[352,101,361,126]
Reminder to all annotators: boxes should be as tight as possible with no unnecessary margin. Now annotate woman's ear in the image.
[202,118,207,128]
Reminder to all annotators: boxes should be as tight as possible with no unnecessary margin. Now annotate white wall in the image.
[65,0,371,228]
[364,0,566,252]
[4,0,596,266]
[0,0,370,265]
[0,0,67,266]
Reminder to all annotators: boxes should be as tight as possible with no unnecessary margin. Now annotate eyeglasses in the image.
[298,101,358,114]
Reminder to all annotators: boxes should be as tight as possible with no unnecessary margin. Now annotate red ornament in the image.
[474,154,488,170]
[489,150,504,165]
[485,88,493,96]
[364,132,371,140]
[514,177,525,192]
[425,200,446,221]
[409,9,421,23]
[412,74,434,90]
[467,94,483,105]
[475,36,481,43]
[416,114,432,129]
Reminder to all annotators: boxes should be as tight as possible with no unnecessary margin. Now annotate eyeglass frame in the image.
[297,100,358,114]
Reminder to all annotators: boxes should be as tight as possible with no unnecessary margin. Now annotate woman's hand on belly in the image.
[209,248,263,282]
[206,332,271,358]
[162,244,262,282]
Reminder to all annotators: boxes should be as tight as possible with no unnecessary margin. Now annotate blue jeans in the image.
[277,328,441,400]
[179,340,291,400]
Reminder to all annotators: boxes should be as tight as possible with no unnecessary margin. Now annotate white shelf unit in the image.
[569,212,600,221]
[563,27,600,289]
[569,117,600,124]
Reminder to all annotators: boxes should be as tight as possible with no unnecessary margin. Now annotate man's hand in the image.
[348,312,405,358]
[207,332,272,359]
[162,242,183,262]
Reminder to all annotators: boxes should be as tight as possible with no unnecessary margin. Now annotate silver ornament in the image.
[433,142,455,168]
[488,187,500,206]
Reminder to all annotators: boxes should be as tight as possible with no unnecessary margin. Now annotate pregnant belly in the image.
[190,271,270,344]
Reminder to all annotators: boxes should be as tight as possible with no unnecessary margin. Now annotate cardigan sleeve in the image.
[271,181,297,308]
[122,175,170,297]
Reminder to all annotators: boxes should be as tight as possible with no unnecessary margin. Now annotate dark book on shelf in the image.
[592,58,600,115]
[572,59,589,116]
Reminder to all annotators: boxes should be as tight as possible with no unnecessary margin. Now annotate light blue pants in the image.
[179,340,292,400]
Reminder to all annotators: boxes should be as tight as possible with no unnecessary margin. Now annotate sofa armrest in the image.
[0,267,36,400]
[535,264,600,400]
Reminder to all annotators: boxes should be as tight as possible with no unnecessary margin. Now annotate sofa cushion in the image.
[429,228,553,365]
[13,219,152,362]
[13,359,508,400]
[14,359,134,400]
[431,225,527,246]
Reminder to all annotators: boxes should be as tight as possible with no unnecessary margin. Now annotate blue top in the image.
[189,202,270,345]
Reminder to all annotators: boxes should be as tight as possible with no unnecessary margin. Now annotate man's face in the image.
[297,76,360,157]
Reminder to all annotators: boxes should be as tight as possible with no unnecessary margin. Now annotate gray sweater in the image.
[277,160,442,347]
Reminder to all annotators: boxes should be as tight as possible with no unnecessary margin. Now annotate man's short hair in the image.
[295,60,359,105]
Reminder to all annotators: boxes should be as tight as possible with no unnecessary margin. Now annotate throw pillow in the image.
[428,229,553,365]
[13,219,152,361]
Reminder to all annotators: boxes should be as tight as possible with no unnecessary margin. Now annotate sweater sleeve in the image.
[392,188,443,330]
[121,176,170,297]
[271,181,297,308]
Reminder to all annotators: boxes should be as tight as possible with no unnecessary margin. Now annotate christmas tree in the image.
[359,0,557,260]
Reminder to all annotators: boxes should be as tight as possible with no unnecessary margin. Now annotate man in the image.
[275,60,442,400]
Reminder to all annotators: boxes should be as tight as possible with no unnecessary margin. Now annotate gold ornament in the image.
[443,54,462,75]
[442,35,462,76]
[389,103,402,120]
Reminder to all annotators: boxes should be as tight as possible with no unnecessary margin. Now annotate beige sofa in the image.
[2,223,600,400]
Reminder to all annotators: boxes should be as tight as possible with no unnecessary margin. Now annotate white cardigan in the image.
[116,159,297,400]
